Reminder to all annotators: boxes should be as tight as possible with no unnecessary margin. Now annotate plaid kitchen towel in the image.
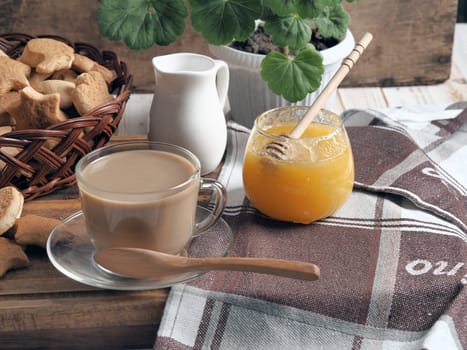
[343,105,467,234]
[154,104,466,350]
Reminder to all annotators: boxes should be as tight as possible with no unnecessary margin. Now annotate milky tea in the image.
[75,142,216,255]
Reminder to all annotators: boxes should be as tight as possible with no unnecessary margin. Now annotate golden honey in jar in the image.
[242,107,354,224]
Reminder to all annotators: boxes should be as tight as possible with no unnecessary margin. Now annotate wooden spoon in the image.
[265,32,373,160]
[94,247,320,281]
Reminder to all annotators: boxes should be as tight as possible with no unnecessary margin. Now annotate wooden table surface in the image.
[0,23,465,350]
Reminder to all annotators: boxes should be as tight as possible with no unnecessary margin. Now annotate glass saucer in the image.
[46,207,233,290]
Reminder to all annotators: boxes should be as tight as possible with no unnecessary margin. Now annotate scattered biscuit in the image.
[35,80,75,109]
[71,71,114,115]
[19,38,74,75]
[11,214,61,248]
[0,49,7,57]
[0,56,31,94]
[11,86,67,130]
[0,186,24,235]
[0,237,30,278]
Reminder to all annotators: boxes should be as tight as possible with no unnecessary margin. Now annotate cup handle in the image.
[193,178,227,237]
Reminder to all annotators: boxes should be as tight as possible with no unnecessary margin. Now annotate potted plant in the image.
[97,0,360,126]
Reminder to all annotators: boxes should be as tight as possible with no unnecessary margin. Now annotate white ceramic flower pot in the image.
[209,30,355,127]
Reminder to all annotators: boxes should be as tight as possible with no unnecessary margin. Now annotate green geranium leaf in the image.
[97,0,187,50]
[152,1,189,45]
[190,0,263,45]
[263,0,296,16]
[294,0,328,18]
[264,15,311,51]
[261,46,324,102]
[313,2,349,38]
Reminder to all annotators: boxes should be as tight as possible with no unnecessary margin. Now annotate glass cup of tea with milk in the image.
[75,141,226,256]
[242,106,354,224]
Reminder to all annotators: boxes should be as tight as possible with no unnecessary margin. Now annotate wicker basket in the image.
[0,33,132,201]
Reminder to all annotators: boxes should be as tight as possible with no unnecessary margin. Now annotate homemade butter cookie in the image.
[11,86,67,130]
[71,71,114,115]
[72,53,115,84]
[0,237,30,277]
[35,79,75,109]
[11,214,61,248]
[19,38,74,74]
[0,186,24,236]
[0,56,31,93]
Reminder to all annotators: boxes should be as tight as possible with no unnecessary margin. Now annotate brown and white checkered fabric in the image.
[155,105,466,350]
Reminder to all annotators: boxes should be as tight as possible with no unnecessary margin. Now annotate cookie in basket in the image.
[10,86,68,130]
[0,37,117,128]
[0,56,31,94]
[0,33,131,201]
[19,38,74,75]
[34,79,75,109]
[73,53,115,84]
[71,71,114,115]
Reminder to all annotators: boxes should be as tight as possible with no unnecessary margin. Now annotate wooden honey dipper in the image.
[265,32,373,160]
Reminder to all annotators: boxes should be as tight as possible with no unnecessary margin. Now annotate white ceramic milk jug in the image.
[149,53,229,175]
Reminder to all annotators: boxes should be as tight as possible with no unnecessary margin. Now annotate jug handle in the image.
[213,60,229,109]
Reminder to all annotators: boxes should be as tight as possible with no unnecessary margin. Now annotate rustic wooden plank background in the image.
[343,0,458,87]
[0,0,209,92]
[0,0,459,91]
[334,23,467,115]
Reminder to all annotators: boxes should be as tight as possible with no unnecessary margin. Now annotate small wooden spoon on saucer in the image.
[265,32,373,160]
[94,247,320,281]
